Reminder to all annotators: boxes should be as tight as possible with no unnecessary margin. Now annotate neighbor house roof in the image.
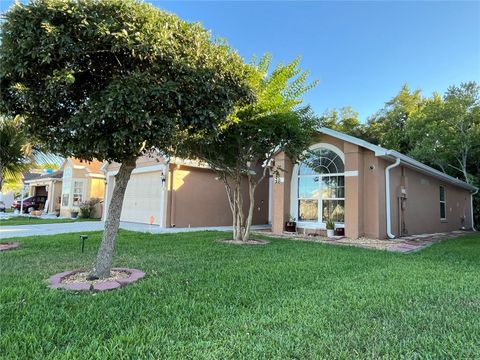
[64,158,105,177]
[23,170,63,184]
[318,127,477,192]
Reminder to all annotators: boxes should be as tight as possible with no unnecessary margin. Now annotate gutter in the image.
[385,154,401,239]
[472,189,478,232]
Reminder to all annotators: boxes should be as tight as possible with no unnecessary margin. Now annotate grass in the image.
[1,231,479,359]
[0,216,100,226]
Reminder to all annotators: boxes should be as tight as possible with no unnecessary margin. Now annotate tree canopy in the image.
[0,116,34,192]
[178,54,319,241]
[0,0,254,278]
[0,0,252,163]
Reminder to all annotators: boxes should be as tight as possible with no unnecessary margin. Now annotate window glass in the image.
[297,148,345,224]
[439,186,445,201]
[322,200,345,223]
[62,194,69,207]
[298,177,321,199]
[299,148,344,175]
[298,199,318,221]
[439,186,446,219]
[72,181,84,206]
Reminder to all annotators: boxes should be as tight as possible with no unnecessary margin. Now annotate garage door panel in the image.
[120,172,163,225]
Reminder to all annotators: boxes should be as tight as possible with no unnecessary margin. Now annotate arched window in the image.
[297,147,345,224]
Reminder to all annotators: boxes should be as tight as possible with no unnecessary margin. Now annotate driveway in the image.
[0,221,270,239]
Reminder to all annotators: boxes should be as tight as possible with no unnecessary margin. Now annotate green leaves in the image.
[0,116,34,190]
[178,54,319,177]
[0,0,252,163]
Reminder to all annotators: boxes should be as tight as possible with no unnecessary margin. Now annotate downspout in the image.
[385,156,401,239]
[472,189,478,231]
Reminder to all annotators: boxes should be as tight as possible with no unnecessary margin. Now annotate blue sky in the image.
[2,1,479,121]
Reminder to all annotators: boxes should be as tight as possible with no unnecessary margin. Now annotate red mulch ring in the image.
[48,268,145,292]
[0,242,20,251]
[218,238,269,245]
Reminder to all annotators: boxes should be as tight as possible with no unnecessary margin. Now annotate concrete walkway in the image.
[0,221,271,239]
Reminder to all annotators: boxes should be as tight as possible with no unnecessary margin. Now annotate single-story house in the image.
[102,156,270,227]
[59,158,106,217]
[102,128,477,239]
[24,158,106,216]
[271,127,477,239]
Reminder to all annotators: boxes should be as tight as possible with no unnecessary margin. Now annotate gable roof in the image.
[23,170,63,184]
[318,127,477,192]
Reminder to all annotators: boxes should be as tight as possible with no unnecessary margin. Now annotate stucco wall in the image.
[89,178,106,200]
[271,133,473,239]
[381,162,473,238]
[166,164,269,228]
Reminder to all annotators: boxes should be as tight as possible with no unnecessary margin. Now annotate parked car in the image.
[11,196,47,213]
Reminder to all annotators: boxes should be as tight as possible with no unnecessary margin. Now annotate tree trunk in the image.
[0,166,5,193]
[242,180,257,242]
[89,160,136,279]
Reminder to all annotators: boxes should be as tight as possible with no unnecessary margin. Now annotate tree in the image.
[0,116,34,192]
[178,54,319,242]
[407,82,480,183]
[367,84,424,153]
[0,0,252,278]
[320,106,364,137]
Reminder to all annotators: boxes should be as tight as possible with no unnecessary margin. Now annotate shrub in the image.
[79,198,101,219]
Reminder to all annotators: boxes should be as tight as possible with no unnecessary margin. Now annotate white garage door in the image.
[120,171,163,225]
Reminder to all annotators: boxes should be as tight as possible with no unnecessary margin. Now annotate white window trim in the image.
[61,193,70,208]
[291,143,346,229]
[440,185,447,221]
[61,178,86,209]
[72,179,86,207]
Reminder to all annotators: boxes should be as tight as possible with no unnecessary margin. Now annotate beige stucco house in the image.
[102,128,477,239]
[102,156,269,227]
[59,158,106,217]
[23,158,106,216]
[272,127,477,239]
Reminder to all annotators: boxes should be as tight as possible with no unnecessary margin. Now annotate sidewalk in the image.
[0,221,271,239]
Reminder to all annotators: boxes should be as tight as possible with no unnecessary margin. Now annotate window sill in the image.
[297,222,345,229]
[440,219,448,223]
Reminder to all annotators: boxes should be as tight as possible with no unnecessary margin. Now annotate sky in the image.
[1,0,479,121]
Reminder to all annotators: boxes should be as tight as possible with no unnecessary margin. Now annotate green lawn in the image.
[0,216,100,226]
[1,231,479,359]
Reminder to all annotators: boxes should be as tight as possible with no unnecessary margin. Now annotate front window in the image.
[72,181,84,206]
[62,194,69,207]
[297,148,345,224]
[439,186,446,220]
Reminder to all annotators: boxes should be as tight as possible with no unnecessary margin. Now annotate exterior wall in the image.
[271,152,294,234]
[60,163,106,217]
[50,181,62,213]
[362,152,382,239]
[273,133,377,239]
[104,156,269,228]
[89,178,106,199]
[380,162,473,238]
[166,164,269,228]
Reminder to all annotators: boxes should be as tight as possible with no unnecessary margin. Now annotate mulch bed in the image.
[48,268,145,292]
[253,230,475,253]
[0,242,20,251]
[218,238,269,246]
